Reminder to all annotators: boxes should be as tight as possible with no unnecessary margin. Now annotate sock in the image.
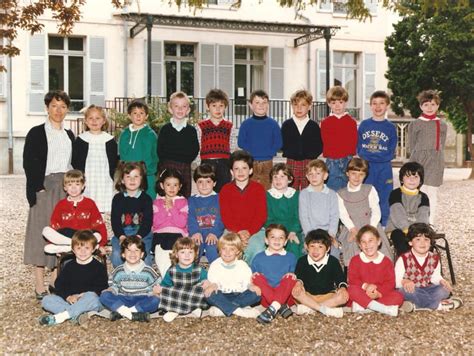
[319,305,343,318]
[117,306,133,320]
[367,301,398,316]
[270,301,281,311]
[54,311,70,324]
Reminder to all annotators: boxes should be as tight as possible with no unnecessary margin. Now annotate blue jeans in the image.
[398,284,450,309]
[41,292,102,319]
[243,229,266,265]
[326,157,352,192]
[100,291,160,313]
[206,290,260,316]
[365,161,393,226]
[111,226,153,268]
[198,235,219,264]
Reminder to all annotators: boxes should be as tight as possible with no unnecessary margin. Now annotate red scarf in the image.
[421,113,440,150]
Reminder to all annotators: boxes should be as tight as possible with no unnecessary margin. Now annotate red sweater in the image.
[50,197,107,246]
[219,180,267,235]
[321,114,358,159]
[199,119,233,160]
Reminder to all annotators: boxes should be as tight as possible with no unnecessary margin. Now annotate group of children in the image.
[25,86,461,327]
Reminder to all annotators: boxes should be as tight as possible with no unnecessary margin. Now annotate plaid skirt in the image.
[159,160,192,198]
[286,159,310,191]
[159,265,208,314]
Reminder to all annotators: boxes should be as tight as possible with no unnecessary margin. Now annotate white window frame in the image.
[234,46,266,100]
[333,51,361,111]
[164,42,196,98]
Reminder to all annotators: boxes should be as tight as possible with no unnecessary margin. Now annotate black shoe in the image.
[48,285,56,294]
[278,304,293,319]
[132,312,150,322]
[35,290,48,300]
[256,305,277,324]
[110,311,123,321]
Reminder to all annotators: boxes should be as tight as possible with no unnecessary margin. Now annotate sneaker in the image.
[256,305,277,324]
[296,304,315,315]
[399,301,415,313]
[439,297,463,311]
[233,307,260,318]
[132,312,150,322]
[278,304,293,319]
[110,311,123,321]
[70,313,89,325]
[190,308,202,318]
[163,311,179,323]
[208,306,225,317]
[322,306,343,318]
[384,305,399,317]
[38,315,57,326]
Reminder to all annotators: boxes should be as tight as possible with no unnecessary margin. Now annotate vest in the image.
[199,120,233,159]
[402,250,439,287]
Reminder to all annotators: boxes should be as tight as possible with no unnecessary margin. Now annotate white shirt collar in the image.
[306,184,330,194]
[418,116,440,121]
[267,187,296,199]
[124,190,142,198]
[45,118,64,130]
[330,112,349,119]
[128,124,146,132]
[171,117,188,131]
[67,195,84,207]
[307,253,329,272]
[346,183,362,192]
[124,260,145,273]
[292,116,310,134]
[194,191,217,198]
[264,249,287,256]
[359,251,384,264]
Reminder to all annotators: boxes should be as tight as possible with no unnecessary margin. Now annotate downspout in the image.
[7,40,13,174]
[123,4,129,97]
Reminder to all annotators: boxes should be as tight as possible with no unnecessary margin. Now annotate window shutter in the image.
[199,43,216,98]
[89,37,105,106]
[151,41,163,96]
[29,34,46,113]
[217,45,234,99]
[316,49,333,102]
[364,0,378,15]
[364,53,376,119]
[269,47,284,100]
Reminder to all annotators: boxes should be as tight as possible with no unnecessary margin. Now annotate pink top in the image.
[152,196,188,235]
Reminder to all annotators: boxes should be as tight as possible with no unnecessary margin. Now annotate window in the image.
[333,0,348,14]
[48,35,85,111]
[319,0,377,15]
[234,47,265,105]
[333,51,358,108]
[165,43,195,99]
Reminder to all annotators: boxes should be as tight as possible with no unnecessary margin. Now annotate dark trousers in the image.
[390,229,410,257]
[201,158,231,193]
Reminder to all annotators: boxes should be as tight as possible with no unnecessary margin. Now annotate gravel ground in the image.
[0,175,472,354]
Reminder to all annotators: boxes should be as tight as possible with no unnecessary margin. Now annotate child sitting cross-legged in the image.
[204,233,261,318]
[39,230,108,326]
[251,224,297,324]
[154,237,210,322]
[292,229,347,318]
[395,223,462,311]
[100,236,160,322]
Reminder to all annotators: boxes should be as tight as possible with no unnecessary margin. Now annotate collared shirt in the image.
[307,253,329,272]
[45,118,72,175]
[124,190,142,198]
[124,260,146,273]
[306,184,331,194]
[292,116,310,135]
[337,184,381,229]
[267,187,297,199]
[264,249,287,256]
[359,251,384,264]
[330,111,349,119]
[194,191,217,198]
[170,117,188,132]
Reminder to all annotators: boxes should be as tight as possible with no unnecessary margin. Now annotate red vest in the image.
[199,119,233,159]
[402,251,439,287]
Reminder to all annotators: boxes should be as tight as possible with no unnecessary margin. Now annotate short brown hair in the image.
[356,225,380,244]
[218,233,244,259]
[71,230,98,250]
[249,89,269,103]
[64,169,85,186]
[169,91,190,106]
[265,223,288,240]
[370,90,390,105]
[346,157,369,174]
[417,89,441,105]
[170,237,199,265]
[115,161,148,192]
[84,105,109,131]
[206,89,229,107]
[269,163,294,183]
[305,159,328,174]
[127,99,149,115]
[290,89,313,105]
[407,223,435,242]
[44,90,71,108]
[120,235,145,255]
[326,86,348,103]
[193,163,217,182]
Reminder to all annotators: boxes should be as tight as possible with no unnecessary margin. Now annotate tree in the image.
[385,3,474,177]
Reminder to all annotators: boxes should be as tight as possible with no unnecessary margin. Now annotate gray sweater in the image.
[386,187,430,233]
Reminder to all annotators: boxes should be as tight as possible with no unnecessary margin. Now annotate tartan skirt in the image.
[286,159,310,190]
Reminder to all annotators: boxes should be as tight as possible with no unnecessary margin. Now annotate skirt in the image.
[24,173,65,269]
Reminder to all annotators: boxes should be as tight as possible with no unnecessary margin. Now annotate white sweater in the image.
[207,258,252,293]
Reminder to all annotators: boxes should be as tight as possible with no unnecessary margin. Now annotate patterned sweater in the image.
[198,119,233,159]
[109,261,160,295]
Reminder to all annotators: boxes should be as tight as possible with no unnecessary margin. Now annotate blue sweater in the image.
[237,115,282,161]
[187,193,224,238]
[251,251,296,287]
[357,118,397,163]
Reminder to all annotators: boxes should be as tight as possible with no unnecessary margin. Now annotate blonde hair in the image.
[326,86,349,103]
[217,233,244,259]
[169,91,190,107]
[64,169,85,185]
[84,105,108,131]
[305,159,328,174]
[170,237,199,265]
[71,230,98,250]
[290,89,313,105]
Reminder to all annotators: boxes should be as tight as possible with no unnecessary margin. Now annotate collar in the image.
[292,116,309,124]
[157,195,182,202]
[359,251,384,264]
[45,118,64,130]
[267,187,296,199]
[194,191,217,198]
[306,184,330,194]
[128,124,146,132]
[307,253,329,272]
[233,180,250,193]
[171,117,188,131]
[67,195,84,207]
[124,190,142,198]
[219,259,238,269]
[410,248,428,261]
[401,185,419,196]
[418,115,440,122]
[76,256,93,265]
[346,183,362,192]
[264,249,287,256]
[124,260,145,273]
[330,112,348,119]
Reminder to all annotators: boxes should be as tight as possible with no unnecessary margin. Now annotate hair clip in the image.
[159,169,167,178]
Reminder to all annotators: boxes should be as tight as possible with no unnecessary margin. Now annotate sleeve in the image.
[169,198,189,231]
[187,197,200,235]
[23,128,44,206]
[294,257,304,281]
[144,130,158,175]
[71,137,84,172]
[338,193,355,230]
[107,138,119,180]
[50,201,65,230]
[237,121,248,151]
[289,254,297,272]
[160,271,173,287]
[209,196,225,237]
[92,262,109,295]
[389,123,398,158]
[287,193,302,234]
[156,126,167,161]
[350,118,358,154]
[298,190,312,235]
[347,257,363,287]
[356,122,364,157]
[430,259,443,285]
[137,195,153,238]
[199,267,208,282]
[247,185,267,235]
[331,258,347,288]
[218,188,232,231]
[186,127,200,163]
[281,121,290,156]
[53,265,68,299]
[88,200,108,246]
[368,187,381,227]
[394,257,406,289]
[416,193,430,224]
[207,261,218,284]
[328,191,340,237]
[152,199,165,232]
[272,121,283,154]
[109,268,120,294]
[388,190,409,230]
[111,194,125,237]
[408,121,416,153]
[377,258,396,296]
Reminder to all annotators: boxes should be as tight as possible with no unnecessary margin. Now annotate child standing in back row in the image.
[157,91,200,197]
[238,90,282,190]
[320,86,358,192]
[357,91,397,227]
[198,89,233,192]
[281,89,323,190]
[408,90,447,225]
[118,100,158,199]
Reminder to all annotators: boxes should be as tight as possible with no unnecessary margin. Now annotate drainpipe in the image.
[7,41,13,174]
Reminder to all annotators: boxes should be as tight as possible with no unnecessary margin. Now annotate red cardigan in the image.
[321,114,358,159]
[219,180,267,235]
[50,197,107,246]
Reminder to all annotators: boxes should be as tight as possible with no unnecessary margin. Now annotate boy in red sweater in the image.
[320,86,358,192]
[219,150,267,264]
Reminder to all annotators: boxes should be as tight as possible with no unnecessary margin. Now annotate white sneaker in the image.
[208,307,225,317]
[352,302,373,314]
[163,312,178,323]
[233,307,260,318]
[399,301,415,313]
[384,305,398,317]
[296,304,315,315]
[44,244,71,254]
[322,307,343,318]
[190,308,202,318]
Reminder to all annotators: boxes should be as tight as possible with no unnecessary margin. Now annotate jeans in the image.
[206,290,260,316]
[111,226,153,268]
[100,291,160,313]
[365,161,393,226]
[41,292,102,319]
[243,229,266,265]
[325,156,352,192]
[399,284,450,309]
[198,236,219,264]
